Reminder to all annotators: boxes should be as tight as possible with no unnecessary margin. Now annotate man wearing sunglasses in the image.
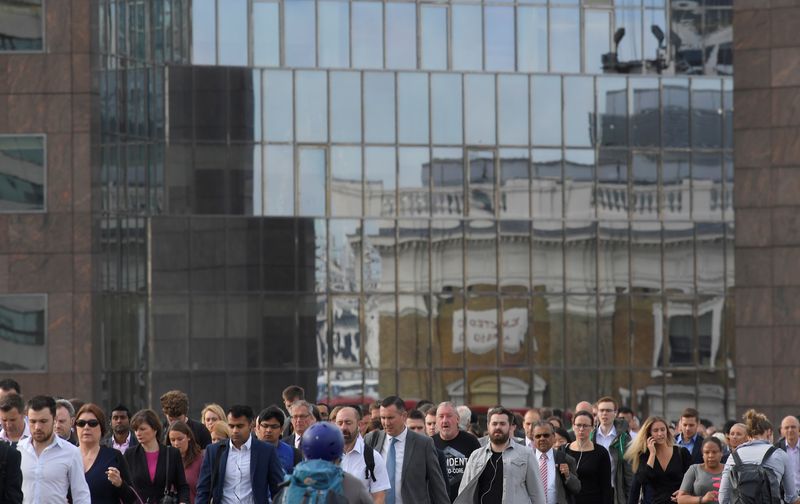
[532,421,581,504]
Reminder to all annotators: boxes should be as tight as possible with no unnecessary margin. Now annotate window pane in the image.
[662,151,689,220]
[263,70,293,141]
[318,1,350,68]
[432,148,464,218]
[498,75,529,146]
[663,78,689,147]
[218,0,248,66]
[285,0,316,67]
[532,149,563,219]
[352,2,383,69]
[364,73,396,143]
[0,136,45,211]
[532,75,562,146]
[263,145,294,216]
[192,0,216,63]
[331,146,362,217]
[485,6,515,71]
[399,147,430,217]
[645,9,666,66]
[296,71,328,142]
[432,74,463,145]
[632,152,659,220]
[465,74,496,145]
[421,6,447,70]
[398,73,429,145]
[564,149,595,219]
[0,295,46,370]
[386,3,416,70]
[631,78,660,147]
[550,8,580,73]
[330,72,362,143]
[564,77,594,147]
[615,9,643,63]
[584,10,610,74]
[298,148,326,216]
[469,150,496,217]
[365,147,397,217]
[692,80,722,148]
[253,2,280,67]
[518,7,548,72]
[452,5,482,71]
[500,149,530,219]
[597,77,628,147]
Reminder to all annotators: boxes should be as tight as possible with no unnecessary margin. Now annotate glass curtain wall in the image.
[97,0,734,422]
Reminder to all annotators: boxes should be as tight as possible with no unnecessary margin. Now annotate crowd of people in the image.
[0,377,798,503]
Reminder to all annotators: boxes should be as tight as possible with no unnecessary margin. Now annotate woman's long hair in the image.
[624,416,673,473]
[167,420,202,467]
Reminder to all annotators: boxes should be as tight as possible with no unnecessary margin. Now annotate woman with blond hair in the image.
[717,410,797,504]
[624,416,692,504]
[209,419,231,444]
[199,403,225,433]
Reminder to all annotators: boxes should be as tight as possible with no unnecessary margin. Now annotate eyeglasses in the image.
[533,433,552,439]
[260,423,282,430]
[76,419,101,428]
[573,424,592,430]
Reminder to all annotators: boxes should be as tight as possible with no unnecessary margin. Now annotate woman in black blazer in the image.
[125,409,190,504]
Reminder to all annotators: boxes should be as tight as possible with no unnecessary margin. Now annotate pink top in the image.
[145,450,159,482]
[184,451,204,504]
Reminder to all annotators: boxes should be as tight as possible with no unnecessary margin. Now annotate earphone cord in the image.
[479,455,500,504]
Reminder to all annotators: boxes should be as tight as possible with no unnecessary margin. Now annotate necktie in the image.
[539,452,548,502]
[386,437,398,504]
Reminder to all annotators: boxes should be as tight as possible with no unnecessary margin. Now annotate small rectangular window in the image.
[0,136,45,211]
[0,0,44,52]
[0,295,46,371]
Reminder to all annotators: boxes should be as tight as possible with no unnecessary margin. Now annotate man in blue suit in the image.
[195,405,285,504]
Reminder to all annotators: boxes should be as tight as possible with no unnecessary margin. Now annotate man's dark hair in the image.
[369,401,381,412]
[258,405,285,425]
[416,399,434,410]
[282,385,305,401]
[0,379,21,394]
[111,404,131,417]
[487,406,516,424]
[0,393,24,413]
[310,404,322,422]
[27,395,57,417]
[160,390,189,417]
[418,403,435,416]
[722,419,737,434]
[700,418,712,429]
[381,396,406,412]
[618,406,634,415]
[681,407,699,421]
[408,409,425,421]
[228,405,255,422]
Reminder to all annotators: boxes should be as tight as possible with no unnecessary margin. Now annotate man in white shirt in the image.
[336,406,390,502]
[778,415,800,490]
[0,393,30,447]
[591,396,633,504]
[532,421,581,504]
[18,395,90,504]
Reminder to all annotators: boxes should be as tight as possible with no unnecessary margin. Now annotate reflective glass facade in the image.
[97,0,734,422]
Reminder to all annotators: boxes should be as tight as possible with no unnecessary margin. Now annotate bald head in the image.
[781,415,800,447]
[575,401,593,414]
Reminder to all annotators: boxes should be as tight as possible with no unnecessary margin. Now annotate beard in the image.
[490,430,509,444]
[342,429,355,444]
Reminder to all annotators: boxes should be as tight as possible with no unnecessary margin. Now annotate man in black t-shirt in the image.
[432,402,481,501]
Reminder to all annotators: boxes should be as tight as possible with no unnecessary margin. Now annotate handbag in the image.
[158,447,179,504]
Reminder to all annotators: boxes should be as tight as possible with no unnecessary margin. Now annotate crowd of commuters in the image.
[0,377,799,503]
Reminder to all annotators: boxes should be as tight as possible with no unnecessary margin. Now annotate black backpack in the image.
[730,446,782,504]
[362,444,376,483]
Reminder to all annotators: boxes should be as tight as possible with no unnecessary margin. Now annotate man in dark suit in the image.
[195,405,285,504]
[532,421,581,504]
[0,439,23,504]
[103,404,139,454]
[160,389,213,449]
[365,396,449,504]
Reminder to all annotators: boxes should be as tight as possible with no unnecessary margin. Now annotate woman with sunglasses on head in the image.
[624,416,692,504]
[76,403,137,503]
[564,410,613,504]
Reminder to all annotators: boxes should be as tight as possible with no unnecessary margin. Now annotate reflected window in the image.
[432,148,464,218]
[500,149,530,219]
[584,10,611,74]
[263,70,293,141]
[399,147,430,217]
[0,295,46,370]
[432,74,463,145]
[662,78,689,148]
[692,80,722,148]
[485,6,515,71]
[532,149,563,219]
[330,72,361,143]
[452,5,482,71]
[564,77,594,147]
[518,7,548,72]
[295,71,328,142]
[564,149,595,219]
[532,76,561,146]
[352,2,383,68]
[218,0,247,66]
[331,146,362,217]
[550,8,580,73]
[469,150,496,217]
[285,0,316,67]
[615,9,642,64]
[263,145,294,216]
[364,73,396,144]
[465,74,496,146]
[192,0,215,63]
[298,148,326,216]
[329,219,360,292]
[0,136,45,211]
[365,147,396,217]
[632,152,658,219]
[386,3,416,69]
[631,78,660,147]
[692,152,723,220]
[253,1,279,66]
[398,73,429,145]
[421,6,447,70]
[498,75,529,146]
[662,151,689,219]
[597,77,628,147]
[318,1,350,68]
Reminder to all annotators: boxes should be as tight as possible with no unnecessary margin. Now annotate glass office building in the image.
[96,0,734,422]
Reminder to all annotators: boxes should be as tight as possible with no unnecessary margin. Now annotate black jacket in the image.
[124,444,190,503]
[0,441,22,504]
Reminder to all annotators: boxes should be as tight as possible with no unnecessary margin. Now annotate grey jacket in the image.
[718,439,797,504]
[455,440,547,504]
[553,449,582,504]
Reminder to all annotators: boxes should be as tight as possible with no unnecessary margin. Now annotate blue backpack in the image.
[275,459,348,504]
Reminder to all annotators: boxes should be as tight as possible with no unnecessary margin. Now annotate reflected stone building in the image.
[1,0,744,423]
